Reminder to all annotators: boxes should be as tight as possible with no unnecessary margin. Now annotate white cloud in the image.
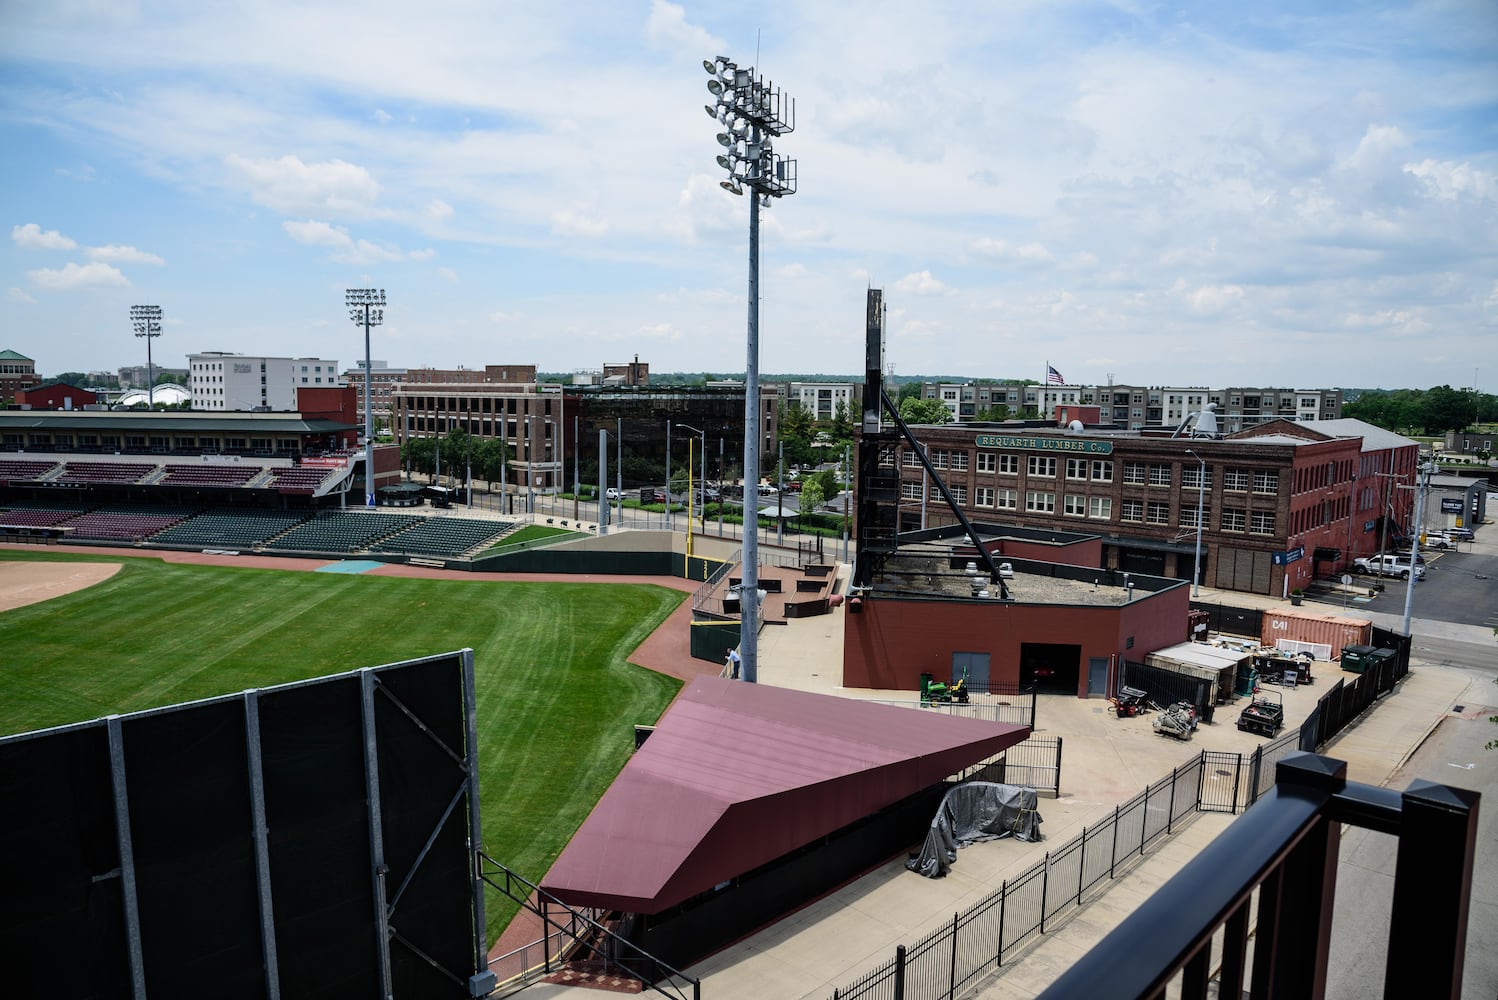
[373,108,393,123]
[1404,159,1498,202]
[86,244,165,265]
[425,199,454,220]
[550,206,609,238]
[281,219,429,263]
[645,0,719,53]
[1170,279,1246,316]
[892,270,951,296]
[8,287,37,303]
[12,223,77,250]
[225,154,382,217]
[436,266,458,283]
[28,261,129,290]
[488,310,523,324]
[973,238,1054,263]
[282,219,350,247]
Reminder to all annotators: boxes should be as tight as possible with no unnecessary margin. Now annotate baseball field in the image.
[0,548,685,940]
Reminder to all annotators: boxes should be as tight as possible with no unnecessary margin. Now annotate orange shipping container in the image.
[1260,609,1373,660]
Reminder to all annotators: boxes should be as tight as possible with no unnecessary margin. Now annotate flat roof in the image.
[0,413,357,434]
[540,676,1028,914]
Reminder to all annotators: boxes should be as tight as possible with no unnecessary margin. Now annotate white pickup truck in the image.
[1353,554,1426,580]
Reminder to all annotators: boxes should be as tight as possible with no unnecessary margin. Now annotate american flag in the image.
[1046,365,1065,385]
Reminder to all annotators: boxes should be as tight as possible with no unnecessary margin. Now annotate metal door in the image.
[1087,657,1109,697]
[952,651,990,689]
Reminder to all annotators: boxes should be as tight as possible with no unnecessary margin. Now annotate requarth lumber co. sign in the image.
[974,434,1114,455]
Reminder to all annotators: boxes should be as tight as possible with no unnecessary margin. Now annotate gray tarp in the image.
[906,782,1043,878]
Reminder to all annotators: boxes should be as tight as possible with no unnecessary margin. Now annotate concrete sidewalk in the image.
[520,561,1486,1000]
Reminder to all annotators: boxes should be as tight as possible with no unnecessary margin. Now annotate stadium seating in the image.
[265,511,423,553]
[266,467,336,494]
[63,506,194,541]
[55,462,156,485]
[158,464,260,488]
[0,507,81,527]
[370,517,517,557]
[151,509,311,549]
[0,459,61,482]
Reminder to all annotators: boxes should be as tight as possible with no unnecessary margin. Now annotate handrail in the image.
[1037,752,1479,1000]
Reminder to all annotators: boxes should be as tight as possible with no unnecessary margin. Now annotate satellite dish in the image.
[1068,419,1084,431]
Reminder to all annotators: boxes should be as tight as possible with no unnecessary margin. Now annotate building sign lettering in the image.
[233,363,253,374]
[973,434,1113,455]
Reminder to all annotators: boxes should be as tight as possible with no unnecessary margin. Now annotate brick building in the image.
[891,418,1416,596]
[0,349,41,404]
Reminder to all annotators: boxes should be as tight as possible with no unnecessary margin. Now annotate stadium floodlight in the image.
[704,55,796,684]
[346,288,386,509]
[129,305,163,408]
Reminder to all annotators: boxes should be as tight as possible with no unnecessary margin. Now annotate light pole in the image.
[1185,449,1206,597]
[1400,462,1433,637]
[705,53,797,684]
[346,289,385,508]
[525,415,534,516]
[130,305,162,409]
[573,414,580,521]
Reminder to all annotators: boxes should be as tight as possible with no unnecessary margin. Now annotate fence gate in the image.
[1197,751,1245,813]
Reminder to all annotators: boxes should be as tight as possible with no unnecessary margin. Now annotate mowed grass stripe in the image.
[0,551,683,938]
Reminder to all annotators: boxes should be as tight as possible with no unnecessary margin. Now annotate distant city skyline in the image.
[2,2,1494,390]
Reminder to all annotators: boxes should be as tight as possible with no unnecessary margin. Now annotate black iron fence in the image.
[1188,600,1264,641]
[956,735,1061,795]
[827,724,1322,1000]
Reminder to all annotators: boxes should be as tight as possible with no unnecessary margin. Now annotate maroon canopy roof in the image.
[541,676,1029,913]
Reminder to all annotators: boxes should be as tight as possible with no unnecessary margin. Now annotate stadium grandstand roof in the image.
[0,412,357,433]
[541,676,1029,914]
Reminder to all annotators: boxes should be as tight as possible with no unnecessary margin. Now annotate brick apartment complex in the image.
[892,417,1417,596]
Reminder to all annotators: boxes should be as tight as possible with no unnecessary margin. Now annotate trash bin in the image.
[1340,644,1378,674]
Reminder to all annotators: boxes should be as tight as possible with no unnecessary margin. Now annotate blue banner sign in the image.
[1272,546,1305,566]
[973,434,1114,454]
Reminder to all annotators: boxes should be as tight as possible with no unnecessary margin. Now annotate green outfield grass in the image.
[0,550,684,939]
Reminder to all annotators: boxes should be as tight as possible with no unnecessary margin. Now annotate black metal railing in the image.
[477,854,699,1000]
[1037,751,1479,1000]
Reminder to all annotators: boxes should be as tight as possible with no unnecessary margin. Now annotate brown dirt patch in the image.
[0,560,123,612]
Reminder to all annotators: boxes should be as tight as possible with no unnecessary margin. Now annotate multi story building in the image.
[917,380,1342,431]
[188,353,342,411]
[117,365,189,389]
[783,381,861,422]
[0,349,41,404]
[890,417,1416,596]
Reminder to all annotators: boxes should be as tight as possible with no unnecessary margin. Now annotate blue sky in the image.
[2,0,1495,389]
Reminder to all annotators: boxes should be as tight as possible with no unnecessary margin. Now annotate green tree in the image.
[829,399,854,441]
[813,468,840,501]
[55,371,89,386]
[798,477,825,516]
[474,437,509,485]
[976,404,1009,421]
[1423,385,1474,434]
[899,396,953,424]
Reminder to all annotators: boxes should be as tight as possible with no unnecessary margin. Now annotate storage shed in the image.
[1144,642,1248,706]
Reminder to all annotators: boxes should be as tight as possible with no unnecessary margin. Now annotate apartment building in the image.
[188,353,343,411]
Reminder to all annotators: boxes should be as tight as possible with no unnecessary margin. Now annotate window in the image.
[1089,497,1112,519]
[903,451,920,468]
[1066,458,1088,480]
[977,452,996,473]
[1149,464,1172,487]
[1025,490,1055,513]
[1182,465,1213,489]
[1221,509,1246,532]
[1123,462,1147,485]
[1028,456,1057,477]
[949,452,969,471]
[950,484,967,504]
[996,488,1017,510]
[1180,505,1209,529]
[901,482,921,500]
[1147,502,1171,524]
[1063,494,1087,516]
[1250,511,1276,535]
[1253,470,1279,495]
[1091,460,1113,482]
[930,451,948,470]
[1121,500,1144,522]
[999,454,1019,475]
[1224,468,1250,491]
[975,486,995,507]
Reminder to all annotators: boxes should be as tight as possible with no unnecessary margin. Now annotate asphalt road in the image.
[1325,695,1498,1000]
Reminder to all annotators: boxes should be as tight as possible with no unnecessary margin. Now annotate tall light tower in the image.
[346,288,385,508]
[129,305,162,408]
[704,53,797,683]
[1185,449,1206,597]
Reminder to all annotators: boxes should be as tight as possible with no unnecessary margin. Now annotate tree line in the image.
[1344,386,1493,437]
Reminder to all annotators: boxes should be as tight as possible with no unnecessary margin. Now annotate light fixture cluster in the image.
[129,304,162,336]
[346,288,386,325]
[703,55,796,199]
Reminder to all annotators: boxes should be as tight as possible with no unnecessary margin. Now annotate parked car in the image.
[1447,527,1474,542]
[605,487,622,501]
[1353,554,1426,580]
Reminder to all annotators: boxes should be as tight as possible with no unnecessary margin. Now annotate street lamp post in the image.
[525,415,534,516]
[573,414,580,522]
[1185,449,1206,597]
[346,289,385,508]
[129,305,163,409]
[705,54,797,684]
[1400,462,1434,636]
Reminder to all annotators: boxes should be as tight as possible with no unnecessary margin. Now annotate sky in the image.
[1,1,1495,390]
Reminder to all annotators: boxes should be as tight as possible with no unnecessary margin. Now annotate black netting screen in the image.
[0,651,480,999]
[0,725,128,1000]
